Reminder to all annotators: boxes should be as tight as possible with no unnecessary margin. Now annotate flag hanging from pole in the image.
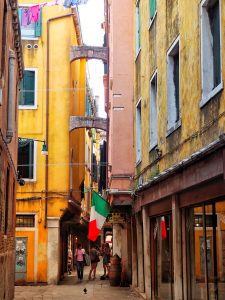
[161,216,167,240]
[88,191,110,242]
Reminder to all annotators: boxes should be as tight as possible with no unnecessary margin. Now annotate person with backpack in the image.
[88,244,100,280]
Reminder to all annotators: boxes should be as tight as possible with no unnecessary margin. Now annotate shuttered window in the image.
[18,7,42,38]
[19,70,36,106]
[150,0,156,19]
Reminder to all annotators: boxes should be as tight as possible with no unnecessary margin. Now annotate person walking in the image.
[88,244,100,280]
[74,243,85,281]
[102,242,111,279]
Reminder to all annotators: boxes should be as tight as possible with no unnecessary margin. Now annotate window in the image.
[18,7,42,39]
[19,69,37,108]
[136,0,141,54]
[18,139,35,180]
[136,100,142,163]
[150,72,158,150]
[151,215,174,299]
[150,0,156,20]
[185,200,225,299]
[167,37,180,134]
[200,0,222,106]
[16,215,35,227]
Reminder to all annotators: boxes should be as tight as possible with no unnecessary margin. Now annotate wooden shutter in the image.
[150,0,156,19]
[24,71,35,105]
[35,8,42,37]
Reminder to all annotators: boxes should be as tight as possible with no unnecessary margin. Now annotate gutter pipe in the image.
[45,13,74,228]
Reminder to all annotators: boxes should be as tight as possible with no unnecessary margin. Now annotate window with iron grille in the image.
[16,215,35,227]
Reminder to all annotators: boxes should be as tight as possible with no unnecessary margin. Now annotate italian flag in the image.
[88,191,110,242]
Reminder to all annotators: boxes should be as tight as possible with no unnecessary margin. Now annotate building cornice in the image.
[136,134,225,193]
[9,0,24,79]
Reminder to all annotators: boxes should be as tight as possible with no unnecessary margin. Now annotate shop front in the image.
[133,141,225,299]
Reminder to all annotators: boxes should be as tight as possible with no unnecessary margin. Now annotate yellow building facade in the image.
[16,1,86,284]
[133,1,225,299]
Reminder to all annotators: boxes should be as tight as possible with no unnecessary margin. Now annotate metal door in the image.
[15,237,27,282]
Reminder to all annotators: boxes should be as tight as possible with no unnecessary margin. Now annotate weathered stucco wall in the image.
[135,0,225,184]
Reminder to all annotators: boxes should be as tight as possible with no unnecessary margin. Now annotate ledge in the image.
[200,81,224,108]
[166,119,181,137]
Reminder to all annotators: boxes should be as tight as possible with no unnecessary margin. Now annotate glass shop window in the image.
[185,200,225,300]
[151,214,174,300]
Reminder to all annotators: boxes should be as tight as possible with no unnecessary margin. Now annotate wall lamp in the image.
[18,137,48,156]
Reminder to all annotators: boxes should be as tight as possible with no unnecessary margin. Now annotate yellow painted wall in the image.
[134,0,225,184]
[16,1,86,282]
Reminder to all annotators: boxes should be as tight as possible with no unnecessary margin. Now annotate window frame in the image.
[18,140,37,182]
[135,0,141,58]
[149,0,157,29]
[149,70,158,151]
[136,98,142,164]
[200,0,223,107]
[19,68,38,109]
[18,4,40,40]
[166,36,181,137]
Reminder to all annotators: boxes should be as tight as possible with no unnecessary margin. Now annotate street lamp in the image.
[18,137,48,156]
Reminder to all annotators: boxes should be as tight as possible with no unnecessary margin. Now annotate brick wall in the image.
[0,0,23,299]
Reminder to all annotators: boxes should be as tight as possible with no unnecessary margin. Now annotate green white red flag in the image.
[88,191,110,242]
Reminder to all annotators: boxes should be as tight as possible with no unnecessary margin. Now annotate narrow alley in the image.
[14,264,141,300]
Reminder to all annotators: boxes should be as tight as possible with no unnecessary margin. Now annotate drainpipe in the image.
[105,0,110,193]
[6,49,16,144]
[45,13,74,228]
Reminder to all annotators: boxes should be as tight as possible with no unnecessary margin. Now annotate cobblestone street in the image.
[14,266,141,300]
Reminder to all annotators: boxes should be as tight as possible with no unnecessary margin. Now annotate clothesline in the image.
[19,0,89,25]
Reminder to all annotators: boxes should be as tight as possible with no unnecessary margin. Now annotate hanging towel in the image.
[31,5,40,23]
[63,0,71,7]
[21,8,32,26]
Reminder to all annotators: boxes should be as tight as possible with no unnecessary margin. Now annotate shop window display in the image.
[186,200,225,299]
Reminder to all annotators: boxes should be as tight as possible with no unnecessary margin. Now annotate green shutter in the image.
[150,0,156,19]
[35,8,42,37]
[19,80,24,105]
[18,8,22,25]
[24,71,35,105]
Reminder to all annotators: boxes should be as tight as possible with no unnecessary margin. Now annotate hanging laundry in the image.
[63,0,72,8]
[31,5,40,23]
[21,7,32,26]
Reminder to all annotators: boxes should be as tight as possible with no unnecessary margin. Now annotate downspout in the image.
[45,13,74,228]
[105,0,110,193]
[6,50,16,144]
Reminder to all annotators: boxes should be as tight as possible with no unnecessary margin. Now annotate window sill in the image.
[22,37,39,41]
[200,82,224,108]
[23,178,36,183]
[135,48,141,62]
[149,143,157,152]
[148,11,157,30]
[166,119,181,137]
[136,159,142,167]
[19,105,38,110]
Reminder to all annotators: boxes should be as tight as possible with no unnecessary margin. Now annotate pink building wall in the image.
[108,0,134,203]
